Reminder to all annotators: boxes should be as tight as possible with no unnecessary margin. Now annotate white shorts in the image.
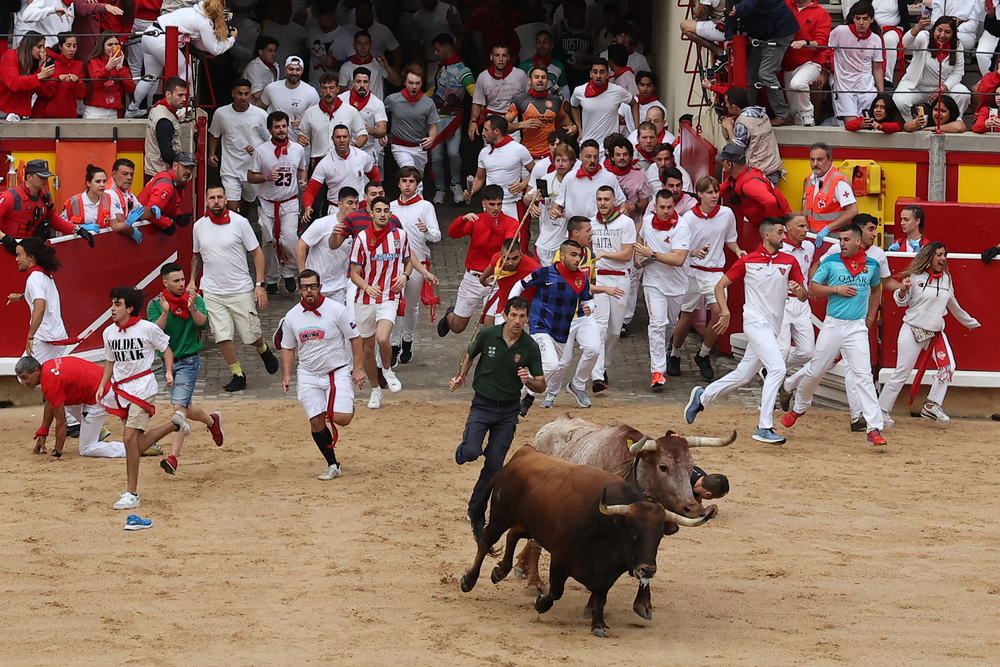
[390,143,428,172]
[833,90,877,119]
[296,367,355,419]
[203,290,264,345]
[354,300,397,337]
[695,21,725,42]
[454,270,492,319]
[682,271,725,311]
[82,106,118,119]
[222,175,259,203]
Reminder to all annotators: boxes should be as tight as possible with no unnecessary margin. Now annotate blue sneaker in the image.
[684,386,705,424]
[124,515,152,531]
[752,428,786,445]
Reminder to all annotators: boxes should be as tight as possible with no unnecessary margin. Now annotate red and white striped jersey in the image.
[350,226,410,304]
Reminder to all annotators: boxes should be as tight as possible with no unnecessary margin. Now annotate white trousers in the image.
[535,246,557,267]
[790,317,883,431]
[65,404,126,458]
[391,270,424,345]
[883,29,901,83]
[877,323,953,412]
[977,32,999,76]
[784,61,822,124]
[593,273,631,381]
[260,199,300,281]
[529,332,565,396]
[778,297,815,371]
[550,315,601,393]
[134,31,190,107]
[644,286,683,374]
[624,268,642,324]
[702,319,786,430]
[893,84,971,119]
[390,144,426,196]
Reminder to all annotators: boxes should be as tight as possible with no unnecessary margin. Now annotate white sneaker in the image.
[124,103,146,119]
[920,402,950,423]
[318,463,342,480]
[539,393,557,408]
[171,410,191,435]
[882,410,896,428]
[382,367,402,393]
[367,387,383,409]
[432,190,445,204]
[451,184,465,204]
[113,492,140,510]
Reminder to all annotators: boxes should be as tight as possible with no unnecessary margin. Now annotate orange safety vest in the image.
[802,169,851,232]
[64,192,113,228]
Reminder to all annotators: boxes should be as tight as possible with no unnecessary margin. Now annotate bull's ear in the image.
[663,521,679,536]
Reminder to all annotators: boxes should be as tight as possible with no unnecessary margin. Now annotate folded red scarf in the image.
[161,290,191,319]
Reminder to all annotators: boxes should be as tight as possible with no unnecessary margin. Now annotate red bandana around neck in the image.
[116,316,141,332]
[272,138,289,158]
[610,67,634,80]
[487,64,512,80]
[556,263,587,294]
[935,45,950,62]
[350,54,373,65]
[848,23,871,40]
[926,268,944,281]
[208,209,231,225]
[320,97,343,118]
[604,158,633,177]
[839,248,869,276]
[638,94,658,105]
[532,54,552,69]
[398,194,422,206]
[651,212,678,231]
[576,165,602,179]
[367,223,392,250]
[26,265,52,278]
[596,210,622,225]
[585,80,608,98]
[161,290,191,319]
[528,87,549,98]
[489,136,514,154]
[437,54,463,68]
[401,86,423,104]
[349,87,371,110]
[301,294,326,316]
[636,144,657,163]
[546,160,557,173]
[153,98,181,118]
[692,204,720,219]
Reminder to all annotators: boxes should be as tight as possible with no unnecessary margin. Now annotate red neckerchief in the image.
[489,136,514,154]
[528,87,549,98]
[650,211,678,231]
[263,58,277,79]
[585,80,608,98]
[349,87,371,110]
[848,23,871,40]
[26,265,52,278]
[935,44,949,62]
[398,194,421,205]
[401,86,423,104]
[636,144,657,163]
[161,290,191,319]
[655,128,667,144]
[208,209,230,225]
[350,54,373,65]
[153,98,181,118]
[301,294,326,316]
[272,138,289,159]
[556,262,587,294]
[638,94,658,105]
[532,54,551,69]
[785,238,803,249]
[546,160,556,173]
[576,164,602,179]
[319,97,343,118]
[839,248,869,277]
[436,54,463,68]
[334,146,352,160]
[610,67,634,80]
[596,210,622,225]
[927,268,944,281]
[692,204,720,219]
[487,64,512,80]
[366,223,392,250]
[604,158,635,176]
[115,316,141,332]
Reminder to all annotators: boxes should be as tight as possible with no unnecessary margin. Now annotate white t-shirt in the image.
[673,205,738,270]
[24,271,67,343]
[243,57,280,95]
[250,139,308,202]
[339,57,388,99]
[599,49,651,74]
[261,81,321,141]
[477,140,534,204]
[472,68,529,115]
[529,158,578,254]
[74,193,124,227]
[412,2,453,63]
[554,166,626,221]
[192,212,261,295]
[307,25,355,87]
[301,214,352,295]
[591,211,637,273]
[309,147,376,203]
[208,104,270,180]
[299,100,368,159]
[822,242,891,279]
[102,319,170,404]
[280,298,359,376]
[570,82,635,145]
[342,21,399,56]
[261,21,307,70]
[337,91,388,158]
[641,215,690,296]
[781,239,816,287]
[645,162,693,194]
[390,196,441,263]
[828,25,883,93]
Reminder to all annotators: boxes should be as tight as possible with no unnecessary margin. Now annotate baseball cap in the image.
[25,159,54,178]
[285,55,304,68]
[716,144,746,164]
[175,152,197,166]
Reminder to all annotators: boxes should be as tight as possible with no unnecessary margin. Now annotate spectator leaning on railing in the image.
[83,31,135,119]
[62,164,135,241]
[903,95,967,132]
[33,33,86,119]
[780,0,831,127]
[828,1,884,124]
[845,92,904,132]
[0,31,55,119]
[972,82,1000,132]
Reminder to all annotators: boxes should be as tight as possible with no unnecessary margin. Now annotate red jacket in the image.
[133,0,162,21]
[0,49,51,117]
[972,107,1000,133]
[722,166,791,226]
[33,49,87,119]
[85,55,136,111]
[782,0,831,70]
[845,117,902,133]
[975,72,1000,112]
[0,185,75,239]
[448,212,520,272]
[139,170,187,222]
[100,0,135,38]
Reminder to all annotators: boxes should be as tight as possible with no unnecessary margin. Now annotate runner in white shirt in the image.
[632,192,691,391]
[650,167,697,219]
[306,15,355,89]
[208,78,270,216]
[569,59,639,159]
[302,125,379,221]
[339,67,389,173]
[777,212,816,371]
[261,56,321,142]
[298,73,369,163]
[467,116,535,225]
[337,30,401,100]
[550,140,626,222]
[669,176,745,381]
[645,143,693,196]
[588,186,636,392]
[243,36,280,107]
[295,187,359,303]
[524,141,579,265]
[248,112,310,293]
[469,44,529,142]
[279,268,366,481]
[389,166,442,365]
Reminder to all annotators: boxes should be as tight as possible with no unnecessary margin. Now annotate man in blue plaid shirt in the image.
[509,240,595,415]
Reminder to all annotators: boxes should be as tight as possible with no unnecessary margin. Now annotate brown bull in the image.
[515,415,736,619]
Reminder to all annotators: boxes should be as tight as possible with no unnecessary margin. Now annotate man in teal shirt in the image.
[148,262,225,475]
[780,224,888,446]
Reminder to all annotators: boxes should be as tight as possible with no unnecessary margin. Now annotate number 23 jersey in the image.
[250,140,309,202]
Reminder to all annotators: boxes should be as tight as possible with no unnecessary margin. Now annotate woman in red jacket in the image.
[83,31,135,119]
[972,83,1000,133]
[0,31,55,118]
[33,33,88,119]
[845,93,904,134]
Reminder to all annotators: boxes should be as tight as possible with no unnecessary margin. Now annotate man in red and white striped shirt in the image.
[350,197,437,409]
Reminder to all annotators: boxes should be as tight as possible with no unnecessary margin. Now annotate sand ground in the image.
[2,398,999,666]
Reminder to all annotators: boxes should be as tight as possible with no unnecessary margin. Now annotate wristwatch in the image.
[256,281,265,288]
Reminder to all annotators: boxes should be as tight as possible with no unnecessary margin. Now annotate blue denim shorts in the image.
[165,355,201,408]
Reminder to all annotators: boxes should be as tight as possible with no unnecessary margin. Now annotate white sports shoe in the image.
[113,492,140,510]
[368,387,383,409]
[921,402,951,423]
[382,367,402,393]
[432,190,445,204]
[539,393,557,408]
[123,103,147,119]
[171,410,191,435]
[318,463,342,480]
[882,410,896,428]
[451,184,465,204]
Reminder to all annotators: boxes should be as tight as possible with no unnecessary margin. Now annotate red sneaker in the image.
[650,372,665,391]
[781,410,803,428]
[867,429,887,447]
[208,412,224,447]
[160,455,177,475]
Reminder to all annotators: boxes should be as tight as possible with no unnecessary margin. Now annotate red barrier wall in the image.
[894,198,1000,255]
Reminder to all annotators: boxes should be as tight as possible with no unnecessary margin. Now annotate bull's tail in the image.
[469,479,495,546]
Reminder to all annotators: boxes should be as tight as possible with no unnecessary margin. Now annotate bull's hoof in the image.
[513,566,527,580]
[460,575,476,593]
[524,584,544,597]
[582,606,593,619]
[633,603,652,621]
[534,594,554,614]
[491,565,509,584]
[591,626,609,638]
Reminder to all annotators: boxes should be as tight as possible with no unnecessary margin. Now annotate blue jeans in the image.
[430,115,462,193]
[165,355,201,408]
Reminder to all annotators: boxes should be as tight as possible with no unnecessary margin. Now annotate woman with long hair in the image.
[130,0,236,113]
[33,33,87,119]
[972,82,1000,132]
[902,94,967,132]
[0,31,55,118]
[62,165,135,241]
[893,15,971,118]
[877,242,980,425]
[845,93,905,133]
[84,32,136,119]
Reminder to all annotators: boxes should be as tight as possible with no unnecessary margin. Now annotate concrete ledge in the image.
[0,119,149,141]
[773,125,995,153]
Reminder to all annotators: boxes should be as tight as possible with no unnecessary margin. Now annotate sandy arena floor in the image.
[2,398,999,666]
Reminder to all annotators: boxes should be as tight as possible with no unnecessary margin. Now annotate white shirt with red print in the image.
[725,246,806,332]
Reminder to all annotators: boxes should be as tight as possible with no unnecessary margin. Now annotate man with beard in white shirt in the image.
[338,30,401,100]
[298,73,368,166]
[339,67,389,174]
[550,140,626,222]
[302,125,380,223]
[570,59,638,159]
[295,187,359,305]
[469,43,529,142]
[777,212,816,373]
[208,78,270,217]
[390,166,442,366]
[262,56,321,143]
[244,36,280,107]
[524,138,578,266]
[645,141,692,197]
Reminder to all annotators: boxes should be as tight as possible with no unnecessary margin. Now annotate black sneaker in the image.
[65,424,81,438]
[224,373,247,392]
[391,345,400,368]
[850,416,868,432]
[779,384,793,412]
[694,353,714,380]
[266,283,279,295]
[666,355,681,377]
[284,277,296,293]
[400,340,413,364]
[592,373,609,393]
[620,323,630,338]
[437,306,454,337]
[519,394,534,417]
[260,346,280,374]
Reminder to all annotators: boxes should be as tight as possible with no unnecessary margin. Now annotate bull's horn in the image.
[627,435,656,454]
[662,508,713,527]
[687,430,737,447]
[599,500,632,516]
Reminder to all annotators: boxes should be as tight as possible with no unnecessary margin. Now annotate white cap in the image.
[285,55,304,68]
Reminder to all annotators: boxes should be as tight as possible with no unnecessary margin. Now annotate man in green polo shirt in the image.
[450,296,545,516]
[148,262,226,476]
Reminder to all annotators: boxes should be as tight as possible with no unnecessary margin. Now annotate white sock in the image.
[699,344,712,357]
[670,347,681,358]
